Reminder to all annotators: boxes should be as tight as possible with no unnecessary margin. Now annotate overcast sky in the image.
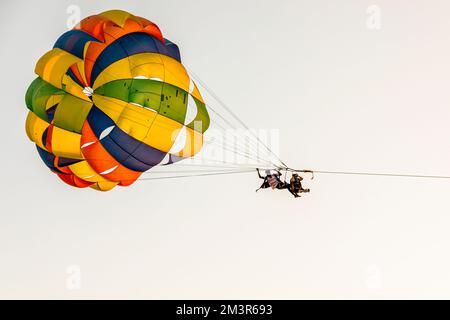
[1,0,450,299]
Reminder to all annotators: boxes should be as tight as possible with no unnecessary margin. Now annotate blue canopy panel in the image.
[36,145,65,174]
[87,106,167,172]
[163,38,181,62]
[90,32,182,85]
[53,30,102,87]
[53,29,101,59]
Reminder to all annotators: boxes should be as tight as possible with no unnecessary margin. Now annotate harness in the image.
[267,176,280,189]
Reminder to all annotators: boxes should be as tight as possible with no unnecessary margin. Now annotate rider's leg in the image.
[287,188,299,197]
[256,182,269,192]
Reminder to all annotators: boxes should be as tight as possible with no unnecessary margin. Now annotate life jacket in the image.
[291,176,302,192]
[267,175,280,189]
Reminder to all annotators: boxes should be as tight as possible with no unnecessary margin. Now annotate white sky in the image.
[1,0,450,299]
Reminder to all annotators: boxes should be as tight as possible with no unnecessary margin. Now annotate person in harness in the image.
[288,173,310,198]
[255,169,288,192]
[256,169,311,198]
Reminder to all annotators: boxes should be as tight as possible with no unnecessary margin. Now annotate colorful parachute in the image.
[25,10,210,191]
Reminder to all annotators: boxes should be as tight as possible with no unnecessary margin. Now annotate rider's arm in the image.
[256,168,264,179]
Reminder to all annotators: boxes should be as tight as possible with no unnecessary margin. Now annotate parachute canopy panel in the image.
[25,9,210,191]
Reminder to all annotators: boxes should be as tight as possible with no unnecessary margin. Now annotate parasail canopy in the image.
[25,9,286,191]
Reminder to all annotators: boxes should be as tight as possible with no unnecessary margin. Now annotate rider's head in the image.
[265,170,272,176]
[293,173,303,180]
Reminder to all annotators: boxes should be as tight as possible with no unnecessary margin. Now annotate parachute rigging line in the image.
[311,170,450,180]
[186,67,289,169]
[136,169,255,181]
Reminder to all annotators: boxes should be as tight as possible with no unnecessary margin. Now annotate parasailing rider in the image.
[255,169,288,192]
[288,173,310,198]
[256,169,311,198]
